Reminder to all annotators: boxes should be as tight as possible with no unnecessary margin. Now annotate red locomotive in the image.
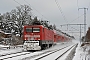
[23,25,70,50]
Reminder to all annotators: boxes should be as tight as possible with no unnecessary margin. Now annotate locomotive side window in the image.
[33,28,40,32]
[26,28,32,32]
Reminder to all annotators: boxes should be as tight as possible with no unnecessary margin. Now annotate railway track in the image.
[0,44,71,60]
[0,51,32,60]
[33,44,76,60]
[21,44,77,60]
[0,48,7,50]
[0,43,77,60]
[55,44,78,60]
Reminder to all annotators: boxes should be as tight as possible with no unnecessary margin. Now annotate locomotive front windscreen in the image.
[33,28,40,32]
[26,28,32,32]
[26,28,40,32]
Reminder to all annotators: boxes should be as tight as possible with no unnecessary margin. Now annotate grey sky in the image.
[0,0,90,39]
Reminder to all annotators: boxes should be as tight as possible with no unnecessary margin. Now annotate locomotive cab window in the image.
[33,28,40,32]
[26,28,32,32]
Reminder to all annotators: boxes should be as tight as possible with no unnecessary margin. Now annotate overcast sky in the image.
[0,0,90,39]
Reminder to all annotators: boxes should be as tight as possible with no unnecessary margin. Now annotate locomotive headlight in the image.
[25,38,27,40]
[24,37,27,40]
[38,38,40,40]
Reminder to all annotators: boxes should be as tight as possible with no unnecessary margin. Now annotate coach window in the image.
[26,28,32,32]
[33,28,40,32]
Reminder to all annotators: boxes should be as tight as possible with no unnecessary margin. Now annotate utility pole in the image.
[60,24,86,42]
[78,8,88,41]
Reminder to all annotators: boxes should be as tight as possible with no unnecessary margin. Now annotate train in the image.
[23,25,71,51]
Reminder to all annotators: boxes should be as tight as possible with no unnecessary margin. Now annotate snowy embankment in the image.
[72,40,90,60]
[64,44,77,60]
[58,40,78,60]
[0,41,75,60]
[0,40,81,60]
[0,44,24,56]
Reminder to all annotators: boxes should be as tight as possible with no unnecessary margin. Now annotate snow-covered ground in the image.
[0,41,75,60]
[71,39,90,60]
[73,42,90,60]
[0,40,90,60]
[0,45,24,55]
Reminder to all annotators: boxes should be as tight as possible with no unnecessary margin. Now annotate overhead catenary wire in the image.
[77,0,79,9]
[13,0,22,6]
[55,0,68,23]
[69,13,84,23]
[87,2,90,19]
[77,0,79,22]
[23,0,49,21]
[55,0,81,32]
[68,0,82,24]
[13,0,27,12]
[14,0,80,33]
[55,0,80,31]
[13,0,57,29]
[13,0,36,17]
[13,0,34,19]
[87,1,90,10]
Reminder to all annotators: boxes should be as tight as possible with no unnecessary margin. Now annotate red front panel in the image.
[23,25,54,42]
[54,35,57,42]
[23,25,42,41]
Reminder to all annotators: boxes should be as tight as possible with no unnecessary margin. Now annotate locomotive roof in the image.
[24,25,54,32]
[24,25,44,27]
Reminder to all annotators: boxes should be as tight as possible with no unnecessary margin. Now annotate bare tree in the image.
[86,27,90,42]
[11,9,17,20]
[15,5,32,37]
[53,24,56,30]
[16,5,32,24]
[5,12,11,20]
[1,5,32,37]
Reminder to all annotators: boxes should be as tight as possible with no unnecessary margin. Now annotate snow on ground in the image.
[0,45,24,56]
[0,41,75,60]
[34,44,75,60]
[0,44,10,48]
[73,40,90,60]
[1,40,90,60]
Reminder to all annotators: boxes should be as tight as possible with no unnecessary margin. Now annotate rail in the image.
[22,44,76,60]
[0,45,23,49]
[0,52,32,60]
